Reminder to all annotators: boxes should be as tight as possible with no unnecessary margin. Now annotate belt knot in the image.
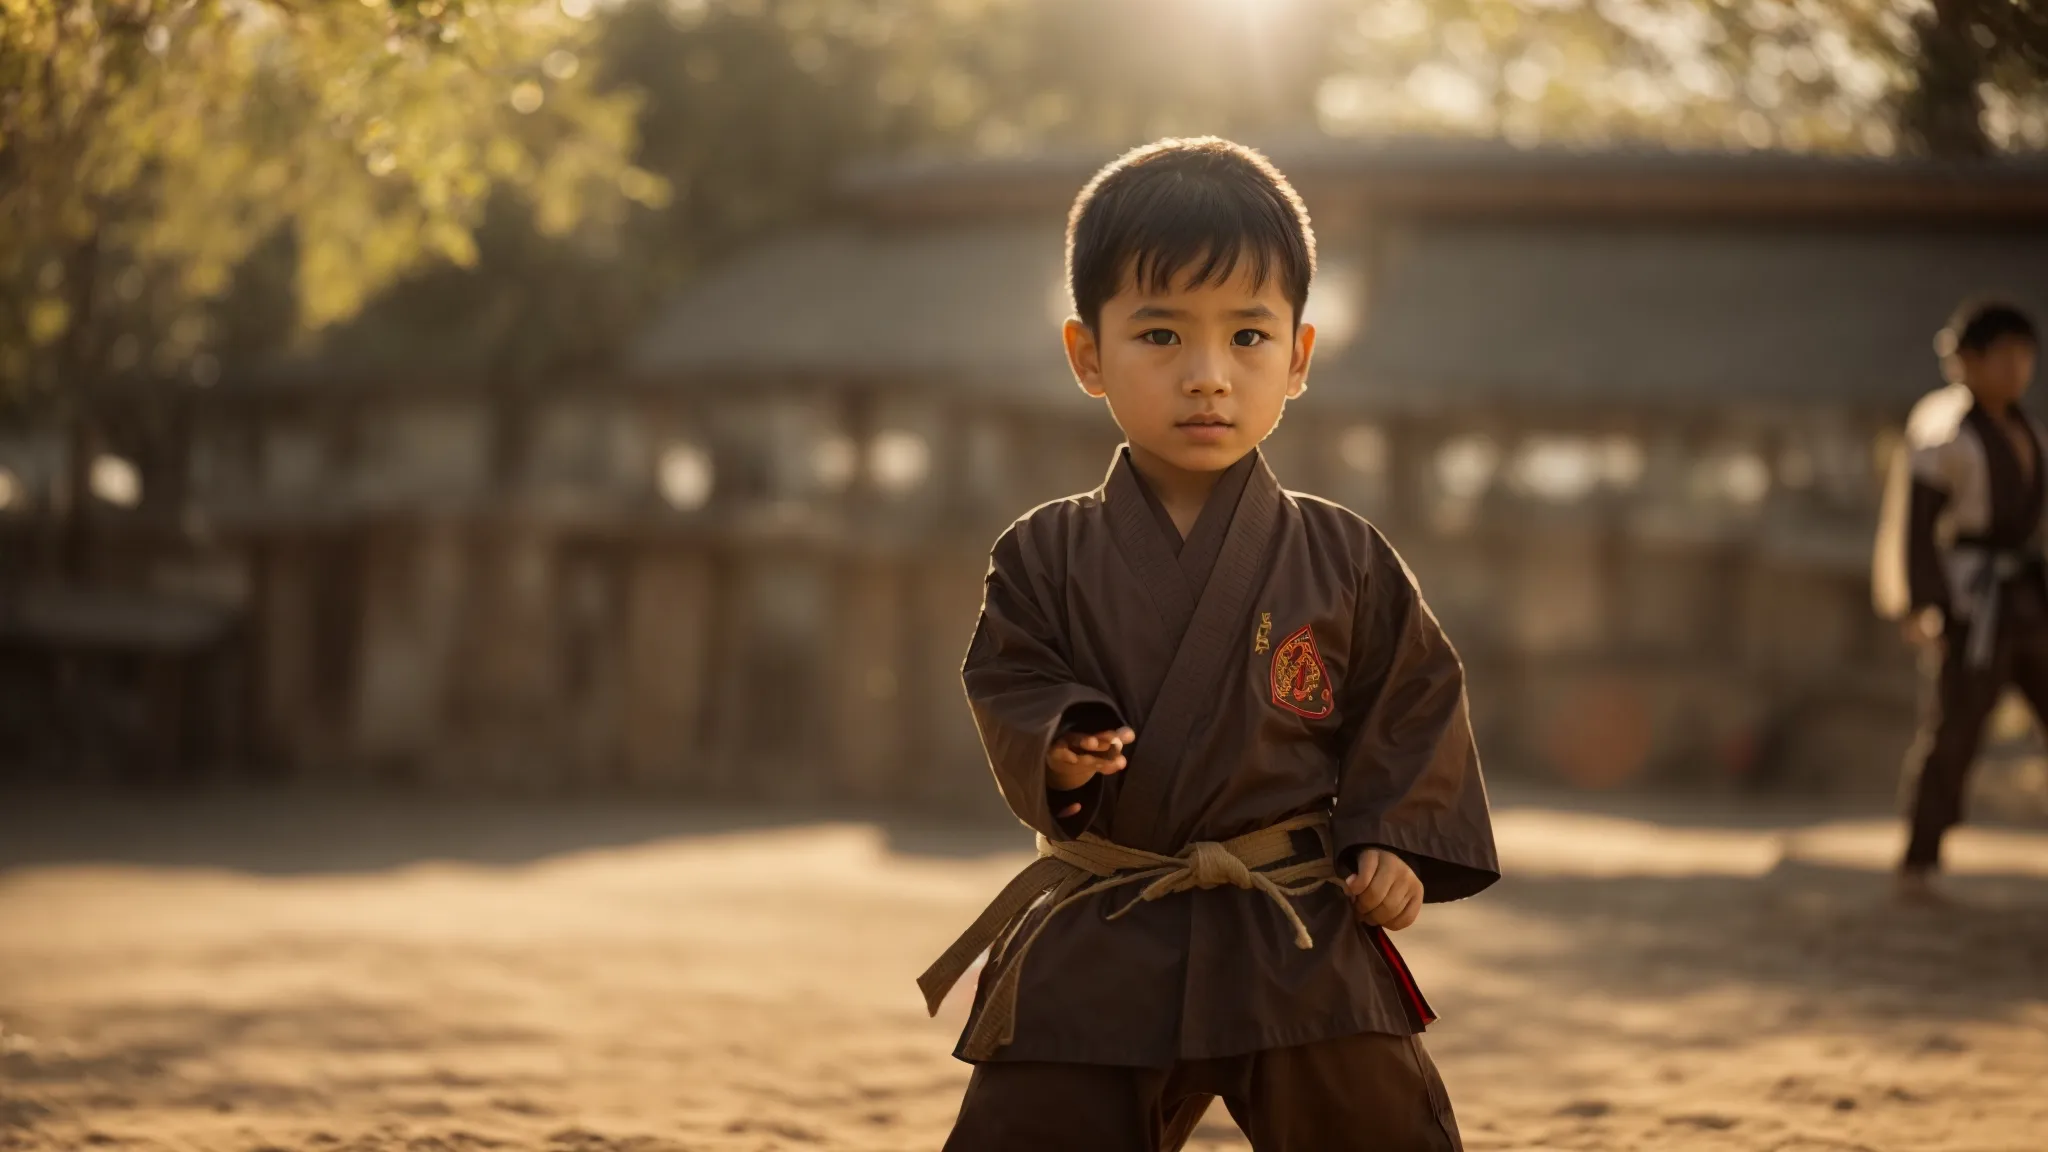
[1186,840,1252,889]
[915,812,1340,1061]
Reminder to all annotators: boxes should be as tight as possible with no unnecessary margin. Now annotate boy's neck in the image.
[1127,443,1243,539]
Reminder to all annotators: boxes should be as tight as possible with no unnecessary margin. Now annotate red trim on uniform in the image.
[1269,624,1334,719]
[1369,926,1438,1029]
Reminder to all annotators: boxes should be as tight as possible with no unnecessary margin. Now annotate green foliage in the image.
[1898,0,2048,157]
[0,0,659,404]
[1310,0,1908,152]
[7,0,2045,413]
[307,0,2048,391]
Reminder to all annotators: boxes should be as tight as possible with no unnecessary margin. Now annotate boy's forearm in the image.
[963,667,1126,840]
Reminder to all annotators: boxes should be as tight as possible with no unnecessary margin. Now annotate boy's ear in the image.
[1287,321,1318,400]
[1064,317,1108,398]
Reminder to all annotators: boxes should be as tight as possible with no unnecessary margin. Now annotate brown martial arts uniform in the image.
[923,446,1499,1151]
[1880,390,2048,872]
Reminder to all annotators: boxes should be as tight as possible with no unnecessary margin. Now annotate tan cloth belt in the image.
[917,812,1340,1060]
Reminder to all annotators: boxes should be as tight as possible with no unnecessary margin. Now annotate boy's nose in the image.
[1182,351,1231,395]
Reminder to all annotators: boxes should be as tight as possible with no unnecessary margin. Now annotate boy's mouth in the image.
[1175,414,1235,443]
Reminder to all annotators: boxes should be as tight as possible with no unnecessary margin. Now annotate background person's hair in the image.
[1937,299,2039,358]
[1065,137,1316,331]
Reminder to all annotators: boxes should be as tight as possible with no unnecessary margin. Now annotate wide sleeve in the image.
[962,523,1125,841]
[1871,441,1915,621]
[1905,480,1953,616]
[1330,528,1500,903]
[1874,434,1959,620]
[1877,384,1973,619]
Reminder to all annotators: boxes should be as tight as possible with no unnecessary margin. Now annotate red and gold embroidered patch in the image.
[1269,624,1333,719]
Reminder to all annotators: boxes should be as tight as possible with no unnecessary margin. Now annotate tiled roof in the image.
[1325,221,2048,412]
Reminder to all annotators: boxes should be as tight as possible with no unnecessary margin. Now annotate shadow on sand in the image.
[1463,856,2048,1027]
[0,784,1035,875]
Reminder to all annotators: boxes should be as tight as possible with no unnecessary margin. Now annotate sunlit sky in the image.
[562,0,2039,155]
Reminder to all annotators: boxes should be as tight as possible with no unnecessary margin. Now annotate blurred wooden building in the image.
[8,142,2048,804]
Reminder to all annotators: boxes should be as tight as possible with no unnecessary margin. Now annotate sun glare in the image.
[90,454,143,509]
[1196,0,1285,17]
[657,442,713,510]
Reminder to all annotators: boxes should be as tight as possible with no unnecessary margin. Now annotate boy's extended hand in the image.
[1345,849,1424,931]
[1046,727,1136,815]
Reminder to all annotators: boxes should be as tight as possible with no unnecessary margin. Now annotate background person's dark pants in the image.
[1904,605,2048,872]
[942,1029,1462,1152]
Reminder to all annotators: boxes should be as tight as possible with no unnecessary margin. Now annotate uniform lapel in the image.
[1110,449,1282,852]
[1970,405,2043,540]
[1174,452,1256,593]
[1106,450,1198,662]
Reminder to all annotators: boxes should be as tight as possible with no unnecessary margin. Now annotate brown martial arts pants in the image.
[942,1029,1462,1152]
[1904,589,2048,871]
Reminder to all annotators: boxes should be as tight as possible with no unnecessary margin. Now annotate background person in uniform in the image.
[1874,300,2044,904]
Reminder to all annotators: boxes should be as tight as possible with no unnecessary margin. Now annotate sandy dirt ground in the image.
[2,787,2045,1152]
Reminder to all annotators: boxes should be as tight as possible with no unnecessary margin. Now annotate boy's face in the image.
[1957,335,2039,409]
[1062,262,1315,476]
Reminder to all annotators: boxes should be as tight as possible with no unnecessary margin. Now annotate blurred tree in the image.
[1310,0,1912,154]
[0,0,661,570]
[13,0,2046,562]
[18,0,2048,415]
[309,0,2048,422]
[309,0,956,386]
[308,0,1351,388]
[1903,0,1998,156]
[1898,0,2048,157]
[1317,0,2048,159]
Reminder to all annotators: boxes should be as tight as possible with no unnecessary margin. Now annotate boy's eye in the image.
[1233,329,1271,347]
[1138,329,1179,346]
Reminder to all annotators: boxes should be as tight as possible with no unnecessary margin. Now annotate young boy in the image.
[918,138,1499,1151]
[1873,299,2043,905]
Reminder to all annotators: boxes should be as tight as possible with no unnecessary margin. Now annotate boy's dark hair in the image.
[1066,137,1316,331]
[1938,299,2039,357]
